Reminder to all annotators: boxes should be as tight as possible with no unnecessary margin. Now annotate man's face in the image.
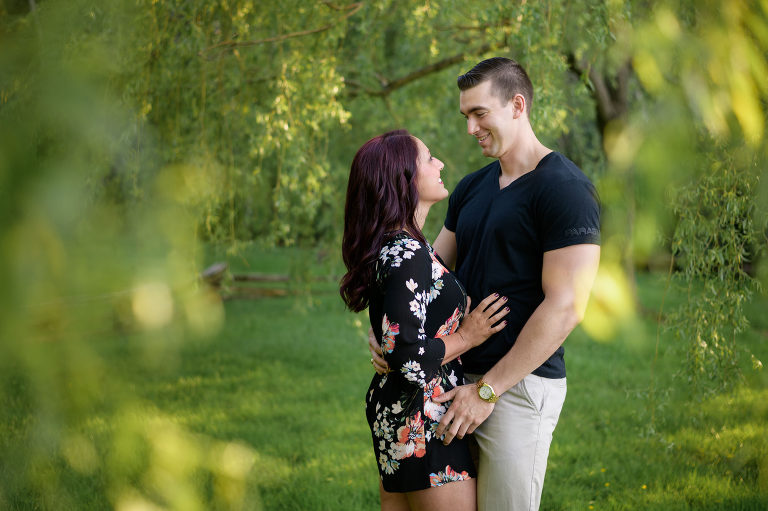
[459,80,520,159]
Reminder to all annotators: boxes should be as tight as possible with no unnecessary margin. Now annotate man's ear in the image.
[512,94,526,119]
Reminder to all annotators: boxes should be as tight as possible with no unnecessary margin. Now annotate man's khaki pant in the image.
[465,373,567,511]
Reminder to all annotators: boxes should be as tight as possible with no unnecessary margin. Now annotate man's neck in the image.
[498,132,551,182]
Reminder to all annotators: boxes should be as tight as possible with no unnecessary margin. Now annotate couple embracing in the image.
[340,57,601,511]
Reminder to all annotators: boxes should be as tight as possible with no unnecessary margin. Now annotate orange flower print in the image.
[429,465,471,487]
[423,376,447,421]
[381,314,399,354]
[391,412,426,460]
[429,250,448,280]
[435,307,462,338]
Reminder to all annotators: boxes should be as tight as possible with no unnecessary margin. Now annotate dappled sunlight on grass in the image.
[698,388,768,423]
[541,271,768,510]
[103,293,380,509]
[10,239,762,510]
[669,388,768,495]
[73,406,262,510]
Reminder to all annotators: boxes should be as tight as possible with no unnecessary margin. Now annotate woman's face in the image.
[413,137,448,206]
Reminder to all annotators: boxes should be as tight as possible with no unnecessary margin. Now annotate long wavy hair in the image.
[340,129,426,312]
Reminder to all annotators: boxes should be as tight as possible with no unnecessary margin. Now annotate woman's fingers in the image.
[373,359,388,375]
[368,328,381,355]
[475,293,500,312]
[476,295,508,335]
[481,296,507,317]
[490,320,508,334]
[371,349,388,374]
[489,305,510,323]
[461,293,510,346]
[473,293,508,318]
[368,327,389,374]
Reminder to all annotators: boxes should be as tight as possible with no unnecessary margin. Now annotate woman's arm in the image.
[373,243,508,374]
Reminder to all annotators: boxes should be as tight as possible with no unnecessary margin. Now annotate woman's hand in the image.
[367,293,507,373]
[368,328,389,375]
[457,294,509,348]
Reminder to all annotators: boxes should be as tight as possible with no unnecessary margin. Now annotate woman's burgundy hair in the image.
[340,129,426,312]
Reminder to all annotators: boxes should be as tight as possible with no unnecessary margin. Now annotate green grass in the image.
[172,251,768,510]
[541,271,768,510]
[128,295,380,510]
[3,247,767,510]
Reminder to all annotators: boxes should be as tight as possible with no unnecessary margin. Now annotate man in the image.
[370,57,601,510]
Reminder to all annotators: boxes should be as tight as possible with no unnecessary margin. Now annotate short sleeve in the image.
[538,178,601,252]
[376,240,446,386]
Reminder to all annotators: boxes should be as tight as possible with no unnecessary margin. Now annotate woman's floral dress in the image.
[366,232,476,492]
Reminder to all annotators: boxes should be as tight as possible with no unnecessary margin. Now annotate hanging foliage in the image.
[669,149,763,392]
[622,1,768,392]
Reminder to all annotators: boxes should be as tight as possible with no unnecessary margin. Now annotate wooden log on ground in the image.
[201,262,292,300]
[201,262,229,287]
[232,273,289,282]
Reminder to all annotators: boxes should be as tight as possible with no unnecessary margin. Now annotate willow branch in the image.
[435,20,513,32]
[201,2,362,55]
[364,40,507,97]
[321,0,356,10]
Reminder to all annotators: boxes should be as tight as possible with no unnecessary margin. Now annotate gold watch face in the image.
[479,384,494,401]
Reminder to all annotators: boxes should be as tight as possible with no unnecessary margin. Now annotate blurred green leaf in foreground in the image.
[0,1,251,509]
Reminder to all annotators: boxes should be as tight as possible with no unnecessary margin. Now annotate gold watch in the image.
[477,380,499,403]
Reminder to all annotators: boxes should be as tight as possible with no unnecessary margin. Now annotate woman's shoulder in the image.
[379,231,429,258]
[377,232,431,272]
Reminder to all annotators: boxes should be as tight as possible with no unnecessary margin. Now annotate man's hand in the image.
[433,383,495,445]
[368,327,389,375]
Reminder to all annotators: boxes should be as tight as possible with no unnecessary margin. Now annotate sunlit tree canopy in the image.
[1,0,766,508]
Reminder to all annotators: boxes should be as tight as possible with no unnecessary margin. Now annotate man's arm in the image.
[432,226,457,270]
[434,243,600,444]
[482,243,600,391]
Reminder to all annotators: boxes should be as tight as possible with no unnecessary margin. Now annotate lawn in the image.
[3,244,767,510]
[178,244,767,510]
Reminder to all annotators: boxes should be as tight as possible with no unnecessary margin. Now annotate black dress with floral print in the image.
[365,232,476,492]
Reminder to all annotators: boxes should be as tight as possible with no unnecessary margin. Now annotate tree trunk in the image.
[568,56,639,305]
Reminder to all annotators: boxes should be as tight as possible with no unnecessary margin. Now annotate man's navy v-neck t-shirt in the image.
[444,151,601,378]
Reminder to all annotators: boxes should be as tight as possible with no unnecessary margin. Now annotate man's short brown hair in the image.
[457,57,534,114]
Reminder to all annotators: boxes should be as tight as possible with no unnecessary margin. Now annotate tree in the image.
[2,1,767,507]
[624,0,768,391]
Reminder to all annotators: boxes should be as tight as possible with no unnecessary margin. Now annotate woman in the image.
[340,130,508,511]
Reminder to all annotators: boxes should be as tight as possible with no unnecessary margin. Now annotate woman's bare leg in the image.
[406,478,476,511]
[380,480,411,511]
